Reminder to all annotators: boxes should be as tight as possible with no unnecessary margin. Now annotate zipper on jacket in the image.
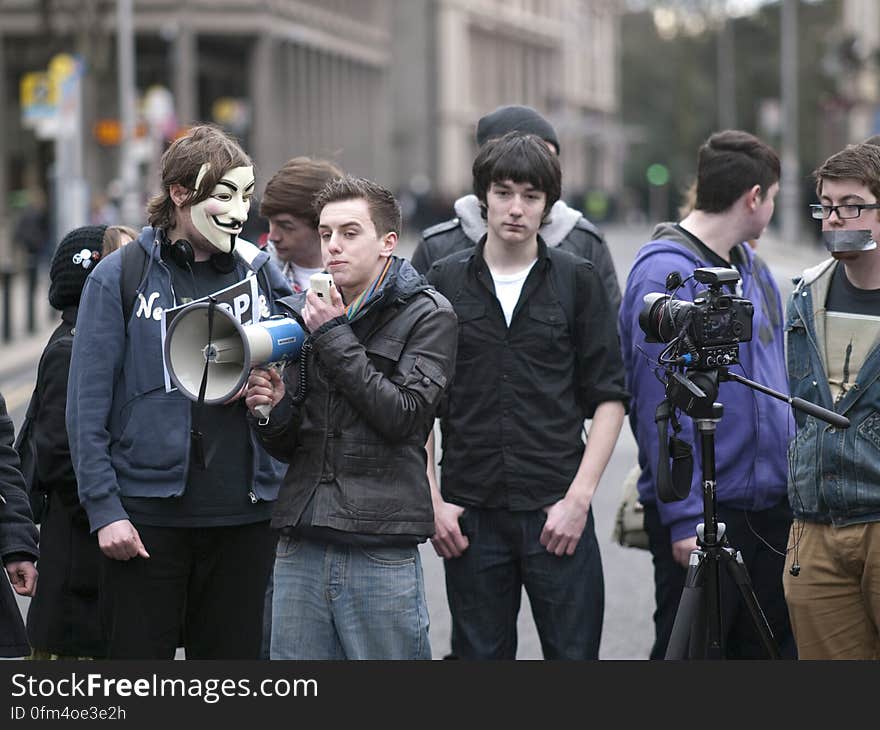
[248,490,257,504]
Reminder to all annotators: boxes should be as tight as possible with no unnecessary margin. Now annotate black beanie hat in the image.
[475,105,560,154]
[48,225,107,311]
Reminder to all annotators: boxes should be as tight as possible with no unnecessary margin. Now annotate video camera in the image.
[639,267,753,369]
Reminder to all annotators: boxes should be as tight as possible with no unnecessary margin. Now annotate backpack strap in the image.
[120,241,149,329]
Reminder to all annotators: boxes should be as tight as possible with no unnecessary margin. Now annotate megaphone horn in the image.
[164,302,305,416]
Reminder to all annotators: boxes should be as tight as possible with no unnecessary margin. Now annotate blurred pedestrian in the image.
[619,130,795,659]
[0,391,39,658]
[25,225,135,660]
[260,157,343,292]
[411,104,620,312]
[13,188,51,266]
[66,124,291,659]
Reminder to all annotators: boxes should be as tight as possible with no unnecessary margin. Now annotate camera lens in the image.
[639,294,693,343]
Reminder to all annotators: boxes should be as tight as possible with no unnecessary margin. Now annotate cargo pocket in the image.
[402,356,448,405]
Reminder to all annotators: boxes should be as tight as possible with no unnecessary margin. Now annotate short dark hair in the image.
[472,132,562,220]
[313,176,401,237]
[694,130,780,213]
[260,156,343,228]
[814,142,880,203]
[147,124,252,230]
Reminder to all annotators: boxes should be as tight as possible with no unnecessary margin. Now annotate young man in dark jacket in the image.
[0,391,38,658]
[426,133,628,660]
[619,129,795,659]
[411,104,620,312]
[66,125,291,659]
[246,177,457,659]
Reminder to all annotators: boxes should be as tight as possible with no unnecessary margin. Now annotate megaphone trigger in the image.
[250,362,285,425]
[254,402,272,425]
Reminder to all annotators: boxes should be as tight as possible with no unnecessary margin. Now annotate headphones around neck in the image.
[160,233,236,274]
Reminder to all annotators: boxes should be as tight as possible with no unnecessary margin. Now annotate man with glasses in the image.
[783,142,880,659]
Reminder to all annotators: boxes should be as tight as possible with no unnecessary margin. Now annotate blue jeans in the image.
[444,507,604,659]
[270,535,431,660]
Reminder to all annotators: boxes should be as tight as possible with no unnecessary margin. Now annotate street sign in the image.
[19,71,56,127]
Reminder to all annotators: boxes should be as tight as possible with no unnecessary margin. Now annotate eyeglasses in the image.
[810,203,880,220]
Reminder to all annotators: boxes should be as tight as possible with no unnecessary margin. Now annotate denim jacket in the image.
[786,258,880,526]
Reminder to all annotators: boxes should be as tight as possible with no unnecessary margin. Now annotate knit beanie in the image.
[475,105,560,154]
[48,225,107,310]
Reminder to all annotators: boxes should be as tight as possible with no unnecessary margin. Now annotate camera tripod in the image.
[658,367,849,660]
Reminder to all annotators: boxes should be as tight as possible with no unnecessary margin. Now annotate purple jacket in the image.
[618,223,792,542]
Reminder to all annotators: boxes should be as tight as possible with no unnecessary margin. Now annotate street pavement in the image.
[0,222,829,659]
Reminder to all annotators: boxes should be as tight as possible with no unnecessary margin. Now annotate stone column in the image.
[173,25,197,126]
[250,34,280,174]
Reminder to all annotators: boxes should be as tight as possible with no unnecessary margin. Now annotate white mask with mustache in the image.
[190,164,255,254]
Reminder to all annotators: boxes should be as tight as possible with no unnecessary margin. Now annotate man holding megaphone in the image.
[245,177,458,660]
[66,125,291,659]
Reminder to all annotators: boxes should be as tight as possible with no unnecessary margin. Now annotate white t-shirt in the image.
[490,260,536,326]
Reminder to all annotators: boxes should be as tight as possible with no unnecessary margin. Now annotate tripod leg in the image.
[721,548,781,659]
[664,551,705,660]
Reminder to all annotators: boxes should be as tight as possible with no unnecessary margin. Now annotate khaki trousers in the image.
[783,520,880,659]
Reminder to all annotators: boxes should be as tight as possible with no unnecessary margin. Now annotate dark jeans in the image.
[101,521,275,659]
[444,507,604,660]
[643,500,796,660]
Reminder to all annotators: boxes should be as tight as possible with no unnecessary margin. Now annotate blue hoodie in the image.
[66,227,292,533]
[618,223,793,542]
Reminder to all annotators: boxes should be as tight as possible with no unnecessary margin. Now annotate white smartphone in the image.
[310,272,333,299]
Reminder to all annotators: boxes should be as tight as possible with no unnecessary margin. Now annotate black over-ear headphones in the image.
[160,234,236,274]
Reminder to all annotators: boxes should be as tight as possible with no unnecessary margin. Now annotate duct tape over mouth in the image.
[822,229,877,253]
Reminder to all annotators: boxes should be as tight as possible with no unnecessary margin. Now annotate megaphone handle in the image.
[255,402,272,426]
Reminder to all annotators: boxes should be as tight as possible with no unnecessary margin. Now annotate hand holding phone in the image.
[310,272,333,299]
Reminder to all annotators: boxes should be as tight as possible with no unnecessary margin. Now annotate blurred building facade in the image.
[0,0,622,257]
[841,0,880,143]
[394,0,622,208]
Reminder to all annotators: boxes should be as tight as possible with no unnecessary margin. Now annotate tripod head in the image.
[640,265,849,523]
[655,365,849,504]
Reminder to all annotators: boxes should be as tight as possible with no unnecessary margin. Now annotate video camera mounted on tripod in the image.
[638,266,851,659]
[639,266,849,504]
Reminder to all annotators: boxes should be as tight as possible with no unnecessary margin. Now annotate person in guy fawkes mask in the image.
[783,142,880,659]
[66,124,291,659]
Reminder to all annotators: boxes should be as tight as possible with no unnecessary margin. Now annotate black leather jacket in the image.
[253,257,457,539]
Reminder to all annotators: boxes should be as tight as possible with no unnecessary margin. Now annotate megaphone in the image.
[164,301,305,419]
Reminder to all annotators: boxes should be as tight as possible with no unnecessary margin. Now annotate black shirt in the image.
[427,237,629,510]
[826,262,880,315]
[123,259,272,527]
